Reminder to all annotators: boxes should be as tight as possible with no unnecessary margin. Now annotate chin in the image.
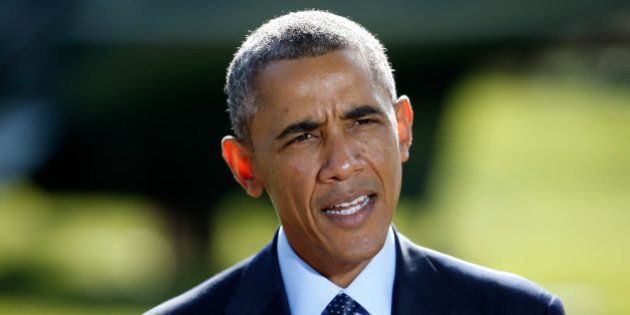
[331,234,385,264]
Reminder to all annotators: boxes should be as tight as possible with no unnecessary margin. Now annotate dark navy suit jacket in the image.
[146,230,565,314]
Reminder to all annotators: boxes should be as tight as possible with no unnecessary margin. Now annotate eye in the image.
[291,132,315,144]
[352,118,376,127]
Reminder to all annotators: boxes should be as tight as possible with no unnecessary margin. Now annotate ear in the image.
[221,136,264,197]
[394,95,413,163]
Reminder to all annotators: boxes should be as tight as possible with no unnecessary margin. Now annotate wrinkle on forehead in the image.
[296,72,358,109]
[260,49,371,99]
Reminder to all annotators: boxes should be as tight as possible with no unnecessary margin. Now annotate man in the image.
[147,10,564,315]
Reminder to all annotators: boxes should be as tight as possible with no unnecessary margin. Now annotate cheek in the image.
[273,152,319,178]
[265,155,322,232]
[265,153,319,205]
[360,127,399,161]
[359,131,402,193]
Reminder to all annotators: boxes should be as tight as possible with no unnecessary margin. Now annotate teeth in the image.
[325,195,370,216]
[333,195,367,209]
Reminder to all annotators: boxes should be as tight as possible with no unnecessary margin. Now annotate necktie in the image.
[321,293,370,315]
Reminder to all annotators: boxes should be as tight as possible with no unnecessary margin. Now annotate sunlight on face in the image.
[248,49,409,279]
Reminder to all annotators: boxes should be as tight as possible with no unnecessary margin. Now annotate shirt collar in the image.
[277,226,396,315]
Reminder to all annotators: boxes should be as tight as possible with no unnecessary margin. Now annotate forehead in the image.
[254,49,380,112]
[248,49,391,148]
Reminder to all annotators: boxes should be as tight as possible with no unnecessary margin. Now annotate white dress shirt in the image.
[277,226,396,315]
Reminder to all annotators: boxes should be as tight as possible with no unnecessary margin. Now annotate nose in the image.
[317,134,364,183]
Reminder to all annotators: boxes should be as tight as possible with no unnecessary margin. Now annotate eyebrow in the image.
[342,105,384,120]
[274,105,384,141]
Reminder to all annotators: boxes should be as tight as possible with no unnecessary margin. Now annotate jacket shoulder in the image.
[399,236,564,314]
[144,256,253,315]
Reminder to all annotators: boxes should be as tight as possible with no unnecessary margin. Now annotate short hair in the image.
[225,10,397,143]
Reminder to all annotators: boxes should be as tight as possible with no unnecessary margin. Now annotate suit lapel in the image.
[391,231,458,315]
[225,231,290,315]
[224,229,462,315]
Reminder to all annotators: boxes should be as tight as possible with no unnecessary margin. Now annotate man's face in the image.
[247,49,410,274]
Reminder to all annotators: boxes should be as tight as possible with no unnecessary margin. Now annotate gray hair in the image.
[225,10,397,142]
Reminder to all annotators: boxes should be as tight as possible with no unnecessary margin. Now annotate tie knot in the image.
[322,293,369,315]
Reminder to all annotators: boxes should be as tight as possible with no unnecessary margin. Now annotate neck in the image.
[321,260,370,287]
[283,236,375,288]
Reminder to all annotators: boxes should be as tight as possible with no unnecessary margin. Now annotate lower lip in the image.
[321,195,376,227]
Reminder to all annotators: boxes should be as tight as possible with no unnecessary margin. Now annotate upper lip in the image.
[319,190,375,211]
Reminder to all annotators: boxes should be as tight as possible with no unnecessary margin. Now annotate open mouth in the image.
[322,194,375,216]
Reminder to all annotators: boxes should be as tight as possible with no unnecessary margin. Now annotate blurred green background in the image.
[1,1,629,314]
